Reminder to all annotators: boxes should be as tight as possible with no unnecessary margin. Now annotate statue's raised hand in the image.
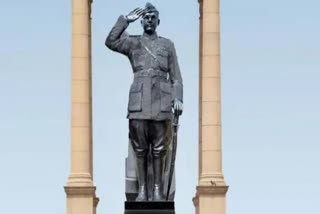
[125,8,145,23]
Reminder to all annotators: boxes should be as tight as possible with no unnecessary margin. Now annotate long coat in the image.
[105,15,183,121]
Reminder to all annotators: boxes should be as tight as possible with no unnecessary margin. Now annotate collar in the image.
[143,32,158,40]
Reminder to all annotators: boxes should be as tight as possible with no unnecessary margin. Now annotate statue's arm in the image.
[105,15,133,55]
[168,42,183,104]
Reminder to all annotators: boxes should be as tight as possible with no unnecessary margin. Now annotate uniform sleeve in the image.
[168,41,183,102]
[105,15,135,56]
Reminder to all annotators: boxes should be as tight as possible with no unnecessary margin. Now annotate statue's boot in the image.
[153,157,165,201]
[136,156,147,201]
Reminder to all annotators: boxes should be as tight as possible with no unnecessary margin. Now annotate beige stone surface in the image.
[72,58,91,80]
[202,33,220,56]
[66,0,97,213]
[72,36,90,58]
[202,56,220,78]
[199,172,225,185]
[201,125,221,150]
[71,152,91,172]
[67,197,94,214]
[202,0,220,13]
[65,187,97,214]
[67,173,93,187]
[72,127,91,149]
[201,101,221,125]
[203,13,220,33]
[71,103,91,127]
[72,80,91,103]
[199,195,226,213]
[72,0,91,13]
[202,77,220,102]
[196,0,228,213]
[193,186,228,213]
[73,14,90,35]
[201,150,222,173]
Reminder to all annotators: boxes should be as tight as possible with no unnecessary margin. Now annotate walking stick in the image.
[166,110,180,200]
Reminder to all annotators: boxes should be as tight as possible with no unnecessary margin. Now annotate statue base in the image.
[124,201,175,214]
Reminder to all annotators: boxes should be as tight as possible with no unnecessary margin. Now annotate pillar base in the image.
[124,201,175,214]
[65,186,99,214]
[193,185,228,214]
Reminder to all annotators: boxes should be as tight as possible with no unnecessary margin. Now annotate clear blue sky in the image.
[1,0,320,213]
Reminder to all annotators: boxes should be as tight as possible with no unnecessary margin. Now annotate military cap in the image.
[144,2,159,15]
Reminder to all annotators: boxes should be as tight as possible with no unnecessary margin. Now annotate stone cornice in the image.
[197,185,229,195]
[64,186,96,196]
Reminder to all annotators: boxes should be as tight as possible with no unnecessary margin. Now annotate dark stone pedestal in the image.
[124,201,175,214]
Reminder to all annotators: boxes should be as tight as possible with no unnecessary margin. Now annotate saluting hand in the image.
[125,8,146,23]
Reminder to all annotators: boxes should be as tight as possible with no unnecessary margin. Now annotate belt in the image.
[134,68,168,79]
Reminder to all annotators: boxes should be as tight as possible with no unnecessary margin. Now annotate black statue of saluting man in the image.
[105,3,183,201]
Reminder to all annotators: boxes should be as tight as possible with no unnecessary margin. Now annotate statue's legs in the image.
[129,119,172,201]
[129,120,148,201]
[135,156,148,201]
[149,120,171,201]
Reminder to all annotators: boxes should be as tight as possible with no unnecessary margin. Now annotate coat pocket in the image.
[131,50,145,68]
[128,82,143,112]
[160,82,172,112]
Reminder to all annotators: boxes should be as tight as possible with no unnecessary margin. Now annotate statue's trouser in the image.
[129,119,172,201]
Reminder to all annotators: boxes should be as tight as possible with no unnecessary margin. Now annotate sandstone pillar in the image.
[193,0,228,213]
[65,0,98,213]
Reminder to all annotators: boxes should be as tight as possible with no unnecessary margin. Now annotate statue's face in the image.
[141,11,160,34]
